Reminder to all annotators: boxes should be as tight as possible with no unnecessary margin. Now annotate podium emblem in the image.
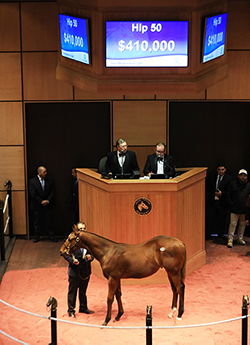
[134,197,152,216]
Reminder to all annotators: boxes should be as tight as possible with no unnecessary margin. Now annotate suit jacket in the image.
[206,172,233,209]
[65,248,94,279]
[29,175,55,211]
[105,150,139,176]
[227,178,250,214]
[143,153,176,178]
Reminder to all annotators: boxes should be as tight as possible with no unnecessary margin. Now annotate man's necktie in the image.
[41,179,45,191]
[216,177,221,190]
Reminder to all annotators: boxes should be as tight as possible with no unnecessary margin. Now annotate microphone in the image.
[164,160,176,178]
[157,155,175,178]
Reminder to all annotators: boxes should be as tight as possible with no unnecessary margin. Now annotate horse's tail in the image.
[181,243,187,282]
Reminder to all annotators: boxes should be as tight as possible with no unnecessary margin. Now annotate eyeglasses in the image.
[156,150,165,154]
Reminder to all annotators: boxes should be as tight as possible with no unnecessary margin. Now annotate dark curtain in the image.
[26,102,110,237]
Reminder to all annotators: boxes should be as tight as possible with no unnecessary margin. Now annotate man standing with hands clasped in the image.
[64,222,95,318]
[206,163,233,239]
[227,169,250,248]
[29,166,57,243]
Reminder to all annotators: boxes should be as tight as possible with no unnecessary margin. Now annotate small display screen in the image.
[202,13,228,63]
[106,21,188,67]
[59,14,90,65]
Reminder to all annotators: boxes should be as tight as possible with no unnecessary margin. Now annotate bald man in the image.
[29,166,57,243]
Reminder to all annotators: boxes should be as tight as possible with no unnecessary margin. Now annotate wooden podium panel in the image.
[77,168,207,284]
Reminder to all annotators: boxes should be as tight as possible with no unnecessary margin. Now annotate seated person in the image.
[105,138,139,178]
[143,142,176,178]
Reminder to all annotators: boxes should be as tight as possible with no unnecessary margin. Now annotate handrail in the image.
[0,180,13,261]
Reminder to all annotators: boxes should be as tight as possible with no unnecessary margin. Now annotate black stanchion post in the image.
[146,305,152,345]
[242,295,249,345]
[0,200,5,261]
[46,297,57,345]
[50,307,57,345]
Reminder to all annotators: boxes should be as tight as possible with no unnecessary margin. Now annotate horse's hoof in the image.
[102,322,107,326]
[168,308,177,318]
[175,317,182,321]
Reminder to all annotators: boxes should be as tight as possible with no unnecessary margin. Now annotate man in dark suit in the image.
[205,163,233,239]
[29,166,56,243]
[69,168,79,227]
[143,142,176,178]
[64,222,94,317]
[105,138,139,177]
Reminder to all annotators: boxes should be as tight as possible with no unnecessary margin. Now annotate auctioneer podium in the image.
[77,167,207,284]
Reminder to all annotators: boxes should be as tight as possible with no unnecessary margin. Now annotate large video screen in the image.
[59,14,90,65]
[106,21,188,67]
[202,13,228,63]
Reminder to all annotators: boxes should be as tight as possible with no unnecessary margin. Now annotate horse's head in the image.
[60,225,82,257]
[46,296,57,311]
[138,201,148,212]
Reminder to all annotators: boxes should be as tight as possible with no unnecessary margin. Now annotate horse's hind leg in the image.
[103,277,119,326]
[167,275,178,319]
[170,273,185,320]
[177,281,185,320]
[114,280,124,322]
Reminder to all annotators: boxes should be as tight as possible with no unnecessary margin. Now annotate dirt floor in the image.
[0,237,250,344]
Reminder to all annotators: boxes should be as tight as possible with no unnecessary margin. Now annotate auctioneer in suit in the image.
[105,150,139,177]
[143,153,176,178]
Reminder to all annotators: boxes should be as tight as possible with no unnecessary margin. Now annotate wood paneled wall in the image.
[113,101,167,146]
[0,101,25,235]
[0,103,23,145]
[207,51,250,99]
[22,52,73,100]
[112,100,167,174]
[0,3,20,51]
[0,0,249,236]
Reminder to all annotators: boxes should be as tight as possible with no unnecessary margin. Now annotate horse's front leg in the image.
[114,279,124,322]
[102,277,119,326]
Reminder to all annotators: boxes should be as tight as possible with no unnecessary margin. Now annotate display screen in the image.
[59,14,90,65]
[106,21,188,67]
[202,13,228,63]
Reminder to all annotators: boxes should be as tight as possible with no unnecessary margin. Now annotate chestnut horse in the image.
[60,227,186,326]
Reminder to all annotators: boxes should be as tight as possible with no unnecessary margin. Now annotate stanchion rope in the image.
[3,194,9,214]
[0,329,28,345]
[3,194,10,234]
[0,298,249,330]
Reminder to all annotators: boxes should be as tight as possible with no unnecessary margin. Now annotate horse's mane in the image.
[80,230,123,245]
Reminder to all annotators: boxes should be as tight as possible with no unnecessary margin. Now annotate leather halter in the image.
[63,231,81,255]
